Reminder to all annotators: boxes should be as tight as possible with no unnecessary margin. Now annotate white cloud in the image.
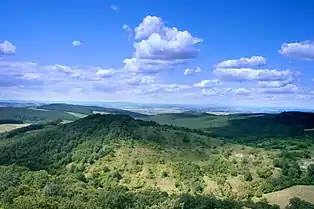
[134,16,163,40]
[124,75,155,85]
[214,68,298,82]
[193,79,221,88]
[184,67,201,75]
[201,88,223,96]
[21,73,40,80]
[122,24,133,39]
[279,41,314,60]
[72,40,82,47]
[215,56,266,68]
[257,84,298,94]
[135,83,191,94]
[133,29,202,60]
[257,80,293,88]
[232,88,251,95]
[0,40,16,54]
[110,4,118,11]
[124,15,202,73]
[123,58,184,73]
[96,69,114,78]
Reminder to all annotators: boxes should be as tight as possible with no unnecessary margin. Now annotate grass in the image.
[0,124,30,133]
[66,111,88,118]
[146,113,232,130]
[264,185,314,208]
[92,111,110,115]
[0,107,79,123]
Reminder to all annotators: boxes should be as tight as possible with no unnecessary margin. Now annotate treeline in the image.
[0,119,62,139]
[38,103,148,118]
[0,114,195,170]
[0,107,78,123]
[0,165,282,209]
[1,165,314,209]
[0,119,23,124]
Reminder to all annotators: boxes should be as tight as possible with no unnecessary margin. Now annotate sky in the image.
[0,0,314,108]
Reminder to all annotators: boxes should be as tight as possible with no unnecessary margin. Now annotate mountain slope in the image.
[38,103,148,118]
[0,114,314,208]
[0,107,79,123]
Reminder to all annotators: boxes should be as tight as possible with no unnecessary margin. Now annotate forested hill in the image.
[38,103,148,118]
[0,113,198,170]
[0,107,78,123]
[0,113,314,208]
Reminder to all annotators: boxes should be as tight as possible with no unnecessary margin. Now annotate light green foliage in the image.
[0,111,313,208]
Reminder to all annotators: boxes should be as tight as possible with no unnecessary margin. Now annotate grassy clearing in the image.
[28,107,51,111]
[66,111,88,118]
[264,185,314,208]
[0,124,30,133]
[147,113,231,130]
[92,111,110,115]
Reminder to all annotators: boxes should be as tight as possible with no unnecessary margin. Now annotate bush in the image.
[244,172,253,181]
[161,171,168,178]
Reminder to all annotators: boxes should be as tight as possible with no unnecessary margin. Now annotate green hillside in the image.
[0,113,314,208]
[147,112,314,147]
[38,103,148,118]
[0,107,79,123]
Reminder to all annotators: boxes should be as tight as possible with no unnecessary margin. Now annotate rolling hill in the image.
[0,107,79,123]
[38,103,148,118]
[0,113,314,208]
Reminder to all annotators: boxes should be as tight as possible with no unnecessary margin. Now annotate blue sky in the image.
[0,0,314,108]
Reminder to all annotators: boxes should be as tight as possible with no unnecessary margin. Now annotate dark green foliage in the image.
[0,121,61,139]
[308,164,314,183]
[244,171,253,181]
[0,107,78,123]
[0,166,280,209]
[0,111,313,209]
[285,197,314,209]
[257,167,273,179]
[39,103,148,118]
[0,119,23,124]
[0,114,204,170]
[149,111,314,150]
[161,171,168,178]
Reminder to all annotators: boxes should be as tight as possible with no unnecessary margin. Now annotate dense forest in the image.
[38,103,148,118]
[0,111,314,208]
[0,107,79,123]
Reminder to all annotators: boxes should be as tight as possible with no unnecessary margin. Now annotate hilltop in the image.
[0,113,314,208]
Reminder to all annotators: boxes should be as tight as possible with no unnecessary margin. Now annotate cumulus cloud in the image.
[257,84,298,94]
[193,79,221,88]
[0,61,120,90]
[232,88,251,95]
[124,15,202,73]
[96,69,114,78]
[135,83,191,94]
[213,68,298,82]
[279,41,314,60]
[215,56,266,68]
[72,40,82,47]
[110,4,118,11]
[257,80,293,88]
[124,75,155,85]
[123,58,184,73]
[184,67,201,75]
[0,40,16,54]
[134,16,163,40]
